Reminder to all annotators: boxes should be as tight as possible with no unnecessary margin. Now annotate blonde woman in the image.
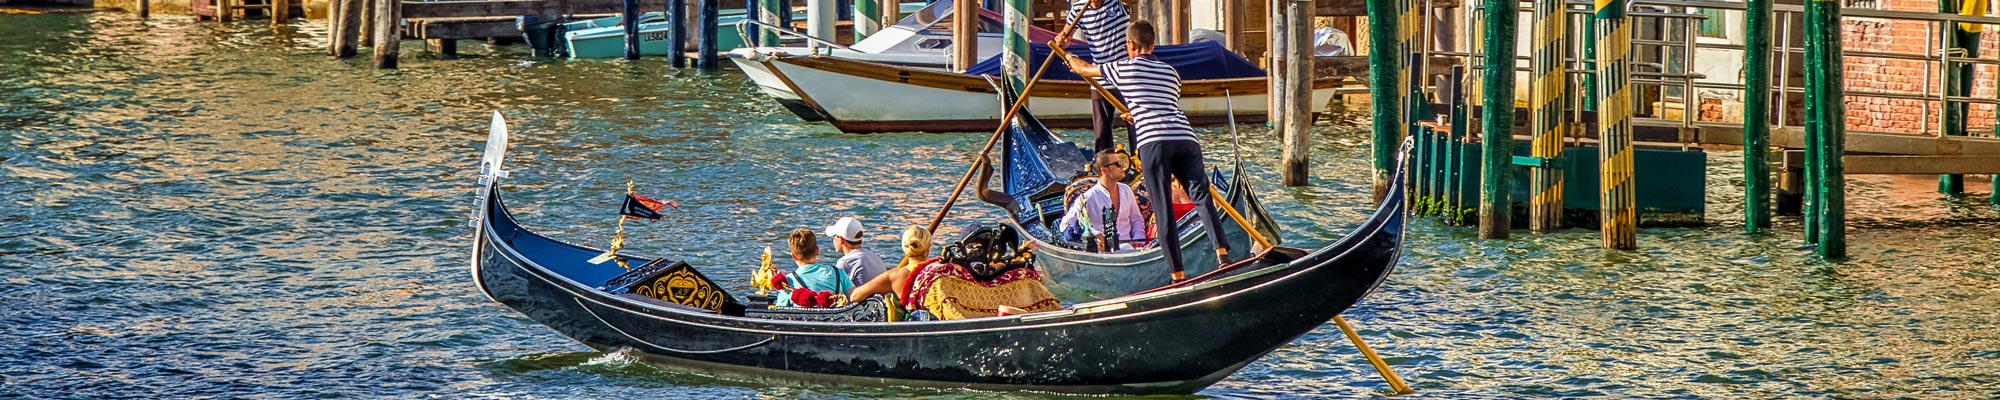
[848,226,933,304]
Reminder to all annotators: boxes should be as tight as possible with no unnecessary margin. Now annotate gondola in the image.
[984,106,1284,300]
[470,112,1408,395]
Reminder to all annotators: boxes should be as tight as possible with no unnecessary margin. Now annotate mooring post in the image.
[1941,0,1980,195]
[668,0,688,67]
[218,0,233,22]
[139,0,150,18]
[623,0,642,59]
[1448,66,1468,225]
[807,0,834,46]
[272,0,287,24]
[1743,0,1772,232]
[357,0,372,46]
[1366,0,1401,196]
[951,0,977,70]
[337,0,361,57]
[1805,0,1846,258]
[1528,0,1566,233]
[329,0,345,55]
[698,0,720,70]
[1001,0,1028,94]
[854,0,879,40]
[1276,0,1314,187]
[1478,0,1517,240]
[372,0,399,69]
[759,0,781,46]
[1593,0,1635,249]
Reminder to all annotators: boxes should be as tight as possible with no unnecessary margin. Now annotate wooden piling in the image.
[372,0,399,69]
[426,38,457,56]
[357,0,372,46]
[272,0,287,24]
[1527,0,1566,233]
[1743,0,1772,232]
[1366,0,1400,197]
[1276,0,1314,187]
[622,0,642,59]
[328,0,344,54]
[218,0,233,21]
[1478,0,1516,240]
[669,0,688,67]
[335,0,362,57]
[139,0,150,18]
[951,0,977,70]
[697,0,720,70]
[1805,0,1846,258]
[1448,66,1468,225]
[1593,0,1635,249]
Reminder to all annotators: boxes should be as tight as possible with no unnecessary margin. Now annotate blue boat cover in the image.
[964,41,1267,82]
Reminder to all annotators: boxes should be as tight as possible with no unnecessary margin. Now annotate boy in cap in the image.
[825,217,888,288]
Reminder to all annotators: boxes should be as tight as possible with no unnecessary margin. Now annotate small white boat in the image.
[728,52,1347,133]
[726,0,1064,70]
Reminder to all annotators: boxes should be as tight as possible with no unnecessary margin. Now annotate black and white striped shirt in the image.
[1065,0,1130,88]
[1101,55,1197,147]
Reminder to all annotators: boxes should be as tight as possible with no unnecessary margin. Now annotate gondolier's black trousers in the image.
[1139,140,1230,278]
[1091,88,1130,155]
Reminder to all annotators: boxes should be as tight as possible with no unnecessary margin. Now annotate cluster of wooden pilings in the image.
[1378,0,1859,257]
[320,0,739,69]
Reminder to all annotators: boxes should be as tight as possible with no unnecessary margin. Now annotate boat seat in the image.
[743,294,896,322]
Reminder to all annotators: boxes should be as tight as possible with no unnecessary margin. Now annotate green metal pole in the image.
[1479,0,1517,240]
[1529,0,1567,233]
[1806,0,1846,258]
[1582,13,1597,112]
[1743,0,1772,232]
[1942,0,1979,195]
[1801,3,1823,245]
[1369,0,1403,203]
[1595,0,1635,249]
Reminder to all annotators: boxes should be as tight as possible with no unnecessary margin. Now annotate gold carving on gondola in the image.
[641,267,726,312]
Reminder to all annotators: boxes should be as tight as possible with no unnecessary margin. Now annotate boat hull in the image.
[742,56,1347,133]
[472,176,1406,395]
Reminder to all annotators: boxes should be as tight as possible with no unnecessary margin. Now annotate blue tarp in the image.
[963,41,1267,81]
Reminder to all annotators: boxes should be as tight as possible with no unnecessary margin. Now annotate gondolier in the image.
[1057,0,1133,155]
[1063,20,1230,280]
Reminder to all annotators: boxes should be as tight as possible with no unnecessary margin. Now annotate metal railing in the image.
[1442,0,2000,141]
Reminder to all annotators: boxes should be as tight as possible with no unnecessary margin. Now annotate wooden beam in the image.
[402,0,669,19]
[1314,55,1456,79]
[1782,152,2000,175]
[1317,0,1457,16]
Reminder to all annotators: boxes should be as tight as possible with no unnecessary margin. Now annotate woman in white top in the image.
[1060,150,1150,252]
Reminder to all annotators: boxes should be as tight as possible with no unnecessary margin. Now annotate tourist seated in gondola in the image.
[1059,150,1149,252]
[848,226,934,305]
[825,217,888,288]
[775,229,850,307]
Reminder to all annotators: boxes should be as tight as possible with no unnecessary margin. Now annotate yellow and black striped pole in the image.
[1528,0,1567,234]
[1594,0,1636,249]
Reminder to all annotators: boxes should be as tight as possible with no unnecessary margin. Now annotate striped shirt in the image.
[1101,54,1197,146]
[1064,0,1130,88]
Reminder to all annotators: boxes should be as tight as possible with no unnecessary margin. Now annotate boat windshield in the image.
[889,0,1003,34]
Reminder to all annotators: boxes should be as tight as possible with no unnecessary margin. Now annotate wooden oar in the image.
[1211,94,1414,395]
[925,25,1079,235]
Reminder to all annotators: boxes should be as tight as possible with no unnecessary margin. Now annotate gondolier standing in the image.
[1063,20,1230,280]
[1056,0,1133,155]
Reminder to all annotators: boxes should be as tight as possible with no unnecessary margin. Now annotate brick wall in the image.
[1840,0,2000,136]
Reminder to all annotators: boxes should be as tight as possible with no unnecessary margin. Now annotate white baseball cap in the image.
[824,217,864,242]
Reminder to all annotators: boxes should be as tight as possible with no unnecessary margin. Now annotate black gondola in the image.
[469,112,1409,395]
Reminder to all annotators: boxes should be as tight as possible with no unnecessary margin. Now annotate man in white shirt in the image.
[1060,150,1149,252]
[825,217,887,288]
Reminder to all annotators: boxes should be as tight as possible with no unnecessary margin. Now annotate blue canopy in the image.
[963,41,1267,81]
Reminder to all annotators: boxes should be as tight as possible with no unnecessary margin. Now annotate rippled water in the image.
[3,11,1998,399]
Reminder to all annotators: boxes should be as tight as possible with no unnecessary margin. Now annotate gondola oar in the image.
[1212,93,1414,395]
[1048,44,1143,181]
[925,24,1081,235]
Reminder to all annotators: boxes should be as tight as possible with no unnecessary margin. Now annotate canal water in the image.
[3,11,1997,399]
